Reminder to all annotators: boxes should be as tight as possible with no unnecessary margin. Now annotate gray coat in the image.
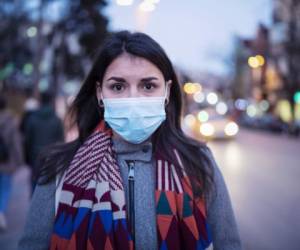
[18,138,242,250]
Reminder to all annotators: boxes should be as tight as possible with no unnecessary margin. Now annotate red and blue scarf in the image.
[50,122,212,249]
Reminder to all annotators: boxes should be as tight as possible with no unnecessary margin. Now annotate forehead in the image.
[103,53,164,80]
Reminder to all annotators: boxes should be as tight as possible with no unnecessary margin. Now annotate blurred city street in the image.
[0,128,299,250]
[1,0,300,249]
[0,167,30,250]
[208,129,300,250]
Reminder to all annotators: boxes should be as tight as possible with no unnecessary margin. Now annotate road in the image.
[0,128,299,249]
[208,129,300,250]
[0,166,30,250]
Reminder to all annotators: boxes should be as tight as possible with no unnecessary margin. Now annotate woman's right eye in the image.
[111,83,124,92]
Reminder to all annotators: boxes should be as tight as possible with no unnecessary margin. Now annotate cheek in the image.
[154,85,167,97]
[101,88,113,98]
[101,85,121,98]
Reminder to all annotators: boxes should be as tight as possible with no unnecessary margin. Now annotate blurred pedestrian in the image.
[20,88,39,135]
[0,93,23,231]
[23,91,64,193]
[19,31,241,250]
[19,89,39,168]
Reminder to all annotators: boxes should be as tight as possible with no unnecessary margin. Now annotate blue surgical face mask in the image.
[102,89,168,144]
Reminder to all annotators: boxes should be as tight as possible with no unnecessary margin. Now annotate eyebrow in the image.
[140,77,159,82]
[106,77,126,82]
[106,76,159,82]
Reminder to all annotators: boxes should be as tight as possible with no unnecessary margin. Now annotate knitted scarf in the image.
[50,122,212,250]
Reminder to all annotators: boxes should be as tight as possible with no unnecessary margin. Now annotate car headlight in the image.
[224,121,239,136]
[200,123,215,136]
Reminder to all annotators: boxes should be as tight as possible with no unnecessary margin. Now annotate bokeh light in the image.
[247,104,257,117]
[26,26,37,37]
[197,110,209,122]
[183,82,201,94]
[184,114,196,127]
[207,92,218,105]
[139,1,156,12]
[216,102,228,115]
[225,122,239,136]
[200,123,215,137]
[193,91,205,103]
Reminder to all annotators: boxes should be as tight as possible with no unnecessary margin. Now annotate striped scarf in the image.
[50,122,212,250]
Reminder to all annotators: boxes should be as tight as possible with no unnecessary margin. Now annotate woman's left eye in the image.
[143,82,156,90]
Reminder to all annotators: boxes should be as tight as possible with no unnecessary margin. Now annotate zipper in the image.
[127,160,135,243]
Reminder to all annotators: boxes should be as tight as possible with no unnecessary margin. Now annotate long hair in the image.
[38,31,214,199]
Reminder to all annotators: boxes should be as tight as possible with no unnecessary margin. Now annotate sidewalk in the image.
[0,167,31,250]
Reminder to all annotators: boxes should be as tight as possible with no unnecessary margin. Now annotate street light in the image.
[197,110,209,122]
[193,91,205,103]
[193,82,202,92]
[225,122,239,136]
[294,91,300,104]
[184,114,196,128]
[246,104,257,117]
[0,63,14,81]
[216,102,228,115]
[139,1,156,12]
[256,55,265,66]
[207,92,218,105]
[200,123,215,137]
[145,0,160,3]
[23,63,34,75]
[116,0,134,6]
[183,82,200,94]
[27,26,37,37]
[235,99,248,111]
[248,55,265,68]
[248,56,260,68]
[259,100,270,112]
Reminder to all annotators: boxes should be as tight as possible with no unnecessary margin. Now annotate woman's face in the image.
[97,53,171,100]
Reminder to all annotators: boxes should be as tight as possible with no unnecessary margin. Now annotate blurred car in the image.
[239,113,288,134]
[183,108,239,140]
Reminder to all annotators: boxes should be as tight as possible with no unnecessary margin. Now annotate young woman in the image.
[18,31,241,250]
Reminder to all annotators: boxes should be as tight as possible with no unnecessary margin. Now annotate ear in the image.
[166,80,172,101]
[96,81,102,101]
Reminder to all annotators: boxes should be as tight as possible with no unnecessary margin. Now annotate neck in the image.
[112,130,121,140]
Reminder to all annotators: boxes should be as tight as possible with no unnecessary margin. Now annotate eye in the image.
[143,82,156,91]
[110,83,124,92]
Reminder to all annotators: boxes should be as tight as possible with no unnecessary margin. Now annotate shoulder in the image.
[26,180,56,228]
[198,147,242,249]
[33,179,57,205]
[198,145,220,178]
[198,146,228,204]
[18,180,56,250]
